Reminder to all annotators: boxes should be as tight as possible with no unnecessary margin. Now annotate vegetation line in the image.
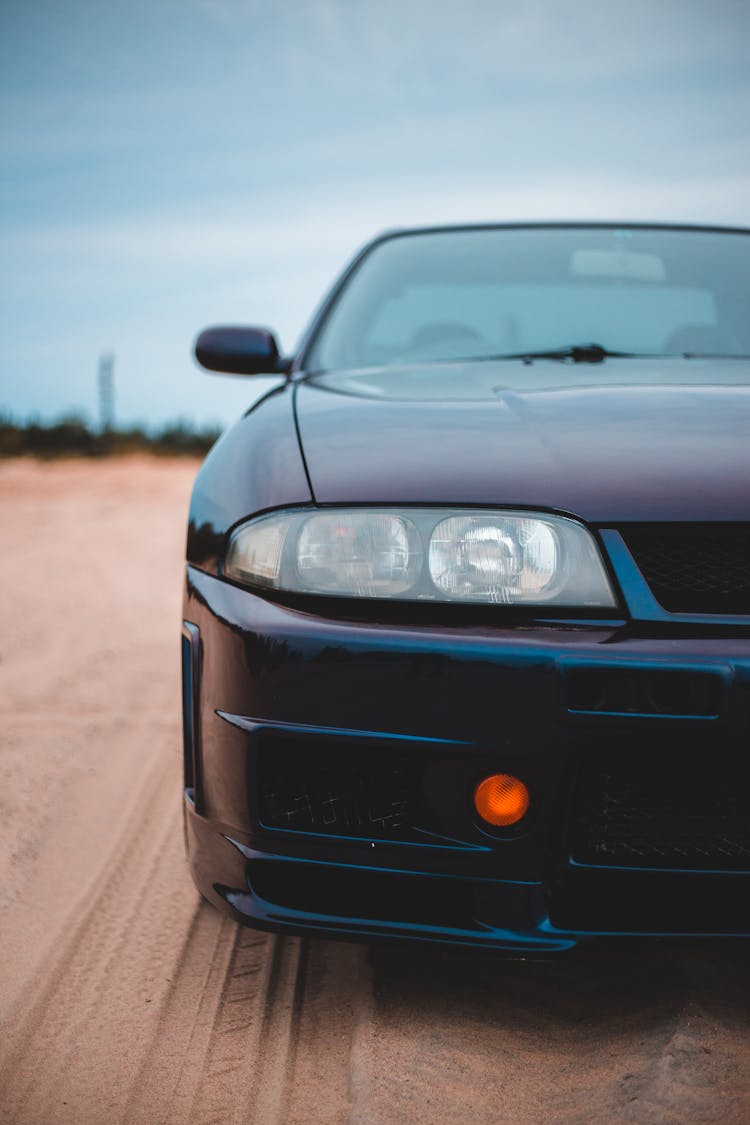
[0,414,221,459]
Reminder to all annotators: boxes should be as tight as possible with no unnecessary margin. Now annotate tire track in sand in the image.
[126,917,370,1125]
[125,925,308,1125]
[0,729,310,1125]
[0,725,359,1125]
[1,742,187,1124]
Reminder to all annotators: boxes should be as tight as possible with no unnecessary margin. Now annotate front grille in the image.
[570,751,750,871]
[257,736,429,841]
[621,525,750,615]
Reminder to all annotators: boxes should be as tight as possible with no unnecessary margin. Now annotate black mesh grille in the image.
[571,752,750,870]
[257,737,429,841]
[621,525,750,614]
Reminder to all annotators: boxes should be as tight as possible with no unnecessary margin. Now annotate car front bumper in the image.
[183,565,750,952]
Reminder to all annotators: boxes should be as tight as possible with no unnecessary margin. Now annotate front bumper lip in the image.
[185,797,750,953]
[226,848,567,955]
[184,792,572,953]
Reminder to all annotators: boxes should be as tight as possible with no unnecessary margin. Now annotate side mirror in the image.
[194,326,287,375]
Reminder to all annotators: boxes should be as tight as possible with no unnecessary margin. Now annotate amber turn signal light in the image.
[474,773,530,827]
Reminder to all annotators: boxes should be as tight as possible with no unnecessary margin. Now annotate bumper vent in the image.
[571,751,750,871]
[566,667,721,717]
[257,737,429,842]
[621,525,750,615]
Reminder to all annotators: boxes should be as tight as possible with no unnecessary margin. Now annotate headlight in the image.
[224,508,616,607]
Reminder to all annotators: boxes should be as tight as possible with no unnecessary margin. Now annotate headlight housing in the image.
[224,507,616,608]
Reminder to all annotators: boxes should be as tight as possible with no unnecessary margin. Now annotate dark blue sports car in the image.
[183,223,750,953]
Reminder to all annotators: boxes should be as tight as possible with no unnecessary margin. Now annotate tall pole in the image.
[98,352,115,433]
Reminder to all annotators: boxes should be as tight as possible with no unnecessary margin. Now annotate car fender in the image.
[187,384,311,573]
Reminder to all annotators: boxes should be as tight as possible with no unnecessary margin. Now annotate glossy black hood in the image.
[295,359,750,523]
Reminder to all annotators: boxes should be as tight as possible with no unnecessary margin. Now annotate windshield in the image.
[306,226,750,371]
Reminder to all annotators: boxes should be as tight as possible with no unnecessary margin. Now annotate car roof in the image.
[370,220,750,245]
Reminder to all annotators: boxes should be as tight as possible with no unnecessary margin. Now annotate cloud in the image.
[2,0,749,425]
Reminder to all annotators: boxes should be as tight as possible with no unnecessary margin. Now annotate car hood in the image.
[294,359,750,522]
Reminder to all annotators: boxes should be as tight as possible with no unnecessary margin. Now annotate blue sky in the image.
[2,0,749,428]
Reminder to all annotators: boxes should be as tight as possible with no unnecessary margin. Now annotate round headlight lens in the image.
[429,515,558,601]
[296,511,421,596]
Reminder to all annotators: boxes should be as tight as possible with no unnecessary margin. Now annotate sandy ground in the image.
[0,456,749,1125]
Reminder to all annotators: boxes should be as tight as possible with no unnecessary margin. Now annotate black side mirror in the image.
[194,326,287,375]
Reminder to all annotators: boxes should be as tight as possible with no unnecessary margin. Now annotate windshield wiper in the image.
[506,345,750,363]
[678,352,750,359]
[503,343,643,364]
